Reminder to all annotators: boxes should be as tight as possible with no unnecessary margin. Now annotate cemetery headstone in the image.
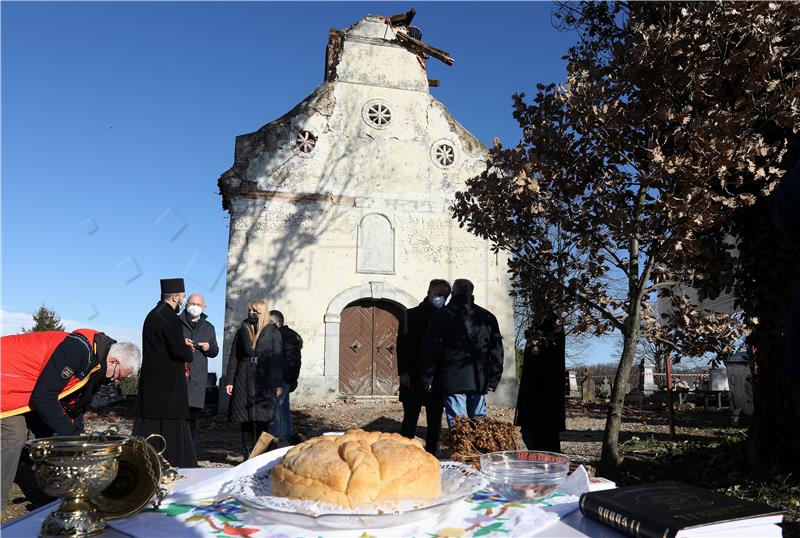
[567,370,580,398]
[639,359,658,395]
[580,368,597,403]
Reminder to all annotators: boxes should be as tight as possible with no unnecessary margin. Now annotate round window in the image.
[294,130,317,154]
[431,140,456,168]
[361,99,393,129]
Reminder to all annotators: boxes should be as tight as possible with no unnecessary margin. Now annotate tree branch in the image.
[651,333,691,358]
[602,245,629,274]
[509,245,625,331]
[645,280,682,293]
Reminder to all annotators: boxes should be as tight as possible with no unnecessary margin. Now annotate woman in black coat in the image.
[224,299,284,458]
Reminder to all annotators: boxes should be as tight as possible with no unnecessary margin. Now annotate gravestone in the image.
[725,353,753,416]
[639,359,658,395]
[598,376,611,399]
[580,368,596,403]
[709,367,729,391]
[566,370,580,398]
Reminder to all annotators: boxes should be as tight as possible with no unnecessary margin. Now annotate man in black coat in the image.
[268,310,302,444]
[421,279,504,427]
[514,312,566,453]
[133,278,197,468]
[397,279,450,455]
[180,293,219,452]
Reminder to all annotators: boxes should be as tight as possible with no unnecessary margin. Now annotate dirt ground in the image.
[1,398,738,525]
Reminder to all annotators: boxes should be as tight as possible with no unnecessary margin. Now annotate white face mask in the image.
[431,296,447,309]
[186,304,203,318]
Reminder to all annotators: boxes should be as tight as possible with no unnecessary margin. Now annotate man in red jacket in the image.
[0,329,140,508]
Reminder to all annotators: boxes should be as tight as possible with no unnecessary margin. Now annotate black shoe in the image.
[290,433,306,445]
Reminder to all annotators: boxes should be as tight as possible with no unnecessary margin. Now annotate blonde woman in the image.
[225,299,284,458]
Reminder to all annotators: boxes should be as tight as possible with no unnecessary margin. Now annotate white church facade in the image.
[218,12,517,405]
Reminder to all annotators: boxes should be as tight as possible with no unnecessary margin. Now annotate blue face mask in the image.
[431,296,447,309]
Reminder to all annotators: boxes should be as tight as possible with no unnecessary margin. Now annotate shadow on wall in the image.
[220,88,377,377]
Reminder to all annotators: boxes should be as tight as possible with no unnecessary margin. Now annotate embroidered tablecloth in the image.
[108,444,591,538]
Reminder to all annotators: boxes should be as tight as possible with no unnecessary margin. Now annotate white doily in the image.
[226,461,487,529]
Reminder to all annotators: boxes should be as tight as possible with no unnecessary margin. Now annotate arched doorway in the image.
[339,299,404,396]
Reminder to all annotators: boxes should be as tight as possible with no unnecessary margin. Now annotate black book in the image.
[579,480,783,538]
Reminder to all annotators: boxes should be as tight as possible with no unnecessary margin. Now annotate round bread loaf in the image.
[270,429,441,508]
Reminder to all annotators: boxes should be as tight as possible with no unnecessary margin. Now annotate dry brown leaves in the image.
[445,416,521,469]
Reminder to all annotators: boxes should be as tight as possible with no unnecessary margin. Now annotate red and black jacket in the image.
[0,329,116,435]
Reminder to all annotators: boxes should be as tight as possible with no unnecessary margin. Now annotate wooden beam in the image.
[395,31,454,66]
[389,8,416,26]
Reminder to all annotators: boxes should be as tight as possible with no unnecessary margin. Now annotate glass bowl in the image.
[480,450,570,502]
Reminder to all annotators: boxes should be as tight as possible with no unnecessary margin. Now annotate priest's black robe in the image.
[133,301,197,467]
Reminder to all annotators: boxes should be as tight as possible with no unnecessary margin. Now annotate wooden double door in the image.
[339,300,403,396]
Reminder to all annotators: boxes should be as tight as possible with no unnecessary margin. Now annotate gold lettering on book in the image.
[597,506,642,537]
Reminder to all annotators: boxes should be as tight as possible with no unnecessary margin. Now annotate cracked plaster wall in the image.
[220,15,517,406]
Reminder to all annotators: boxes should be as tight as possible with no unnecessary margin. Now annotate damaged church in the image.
[218,10,517,405]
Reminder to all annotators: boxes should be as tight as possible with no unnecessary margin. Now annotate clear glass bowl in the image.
[480,450,570,502]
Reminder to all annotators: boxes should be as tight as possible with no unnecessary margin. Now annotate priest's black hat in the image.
[160,278,185,294]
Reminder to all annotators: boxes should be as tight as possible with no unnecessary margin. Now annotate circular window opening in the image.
[361,99,393,129]
[295,130,317,153]
[433,143,455,167]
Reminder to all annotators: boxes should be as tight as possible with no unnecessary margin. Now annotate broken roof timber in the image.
[389,8,416,26]
[395,30,454,66]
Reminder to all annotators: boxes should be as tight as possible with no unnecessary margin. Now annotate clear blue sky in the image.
[2,1,617,373]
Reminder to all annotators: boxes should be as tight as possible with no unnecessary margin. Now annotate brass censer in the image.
[26,432,127,537]
[26,430,180,536]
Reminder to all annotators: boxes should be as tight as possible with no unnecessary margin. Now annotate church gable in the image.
[218,10,516,406]
[218,11,488,212]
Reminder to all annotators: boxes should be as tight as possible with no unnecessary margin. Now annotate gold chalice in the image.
[26,433,127,537]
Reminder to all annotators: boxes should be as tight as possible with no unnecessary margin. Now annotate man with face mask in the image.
[0,331,140,508]
[133,278,197,468]
[396,279,451,455]
[420,279,504,427]
[180,294,219,453]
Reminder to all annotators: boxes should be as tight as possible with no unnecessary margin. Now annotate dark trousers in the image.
[400,395,444,456]
[240,421,270,459]
[268,383,293,442]
[189,407,202,451]
[1,415,27,508]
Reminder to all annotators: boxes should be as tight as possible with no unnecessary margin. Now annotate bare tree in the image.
[453,2,799,473]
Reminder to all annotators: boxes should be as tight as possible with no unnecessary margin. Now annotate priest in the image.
[133,278,197,467]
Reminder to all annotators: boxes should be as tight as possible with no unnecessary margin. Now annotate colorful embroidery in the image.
[140,487,579,538]
[145,500,259,536]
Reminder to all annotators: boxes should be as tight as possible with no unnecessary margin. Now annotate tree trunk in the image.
[748,344,780,474]
[599,325,640,476]
[732,197,800,479]
[749,333,800,479]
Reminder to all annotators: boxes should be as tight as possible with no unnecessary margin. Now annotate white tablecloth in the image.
[2,449,626,538]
